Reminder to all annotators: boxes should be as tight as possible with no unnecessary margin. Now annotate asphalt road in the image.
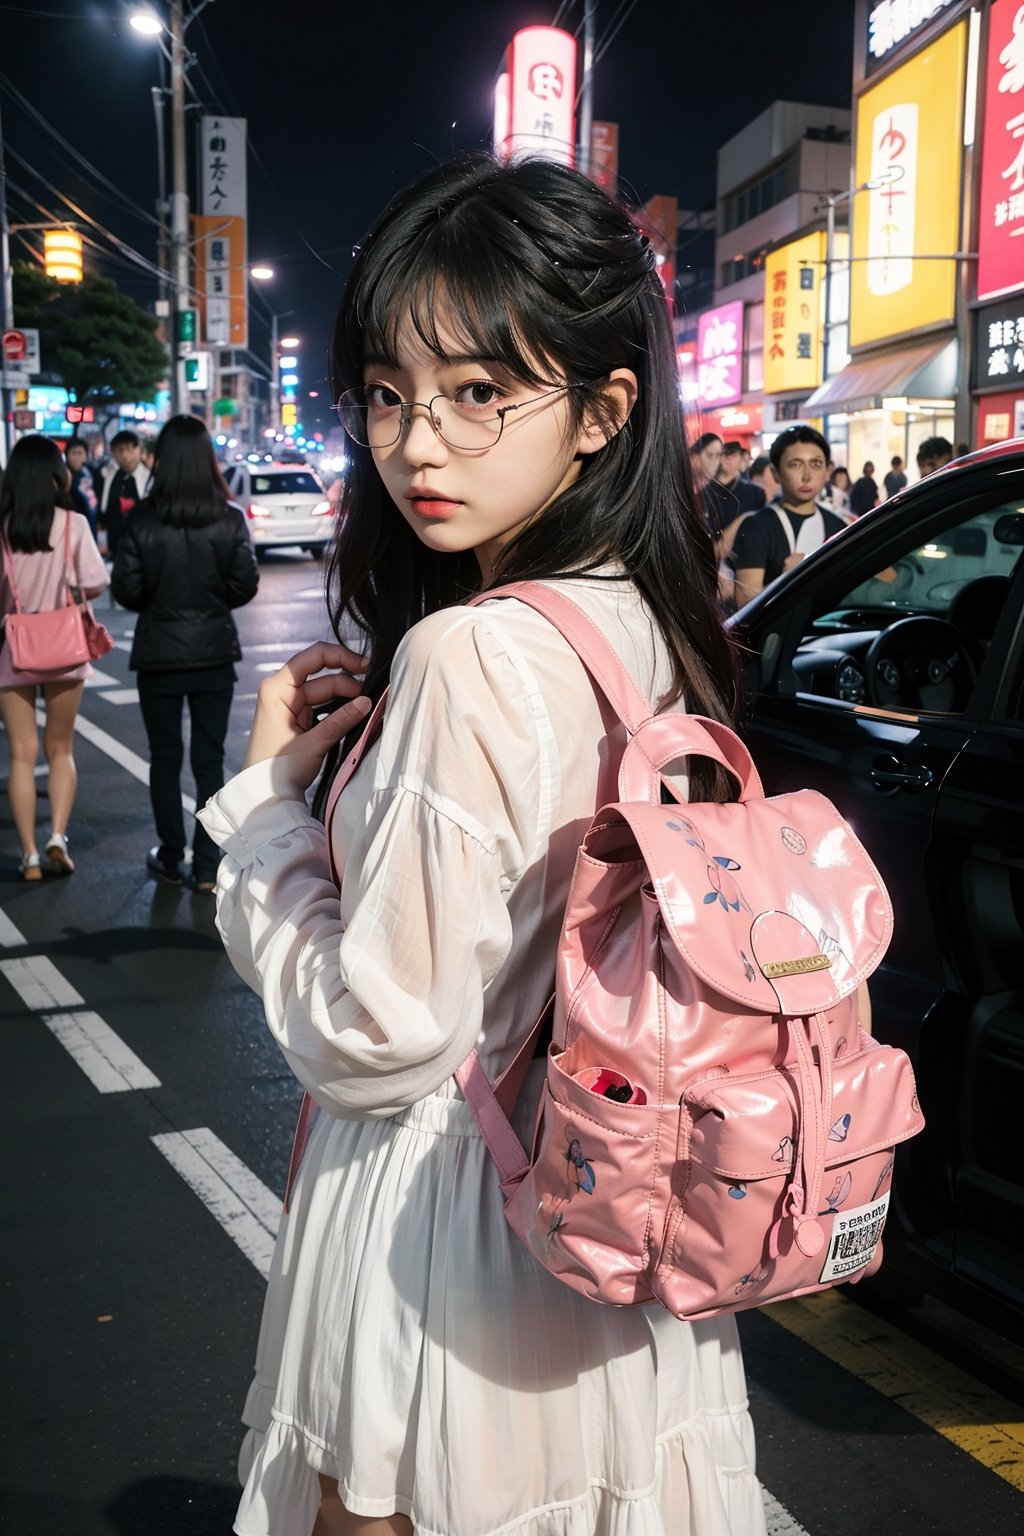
[2,551,1022,1536]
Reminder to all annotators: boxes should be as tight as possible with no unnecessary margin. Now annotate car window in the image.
[251,472,321,496]
[820,504,1023,623]
[780,498,1024,717]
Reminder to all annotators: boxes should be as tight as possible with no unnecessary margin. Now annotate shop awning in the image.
[804,337,958,414]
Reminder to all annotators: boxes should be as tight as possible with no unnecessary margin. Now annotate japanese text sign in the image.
[977,0,1024,301]
[508,27,577,165]
[866,0,959,72]
[198,115,248,349]
[696,302,743,406]
[971,296,1024,388]
[762,233,825,395]
[851,23,966,346]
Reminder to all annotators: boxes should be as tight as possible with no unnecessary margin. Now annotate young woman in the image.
[200,155,766,1536]
[0,435,108,879]
[112,416,258,891]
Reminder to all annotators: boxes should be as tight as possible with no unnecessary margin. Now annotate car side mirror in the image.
[993,513,1024,546]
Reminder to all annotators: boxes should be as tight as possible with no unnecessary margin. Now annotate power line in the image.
[594,0,640,63]
[0,69,162,230]
[7,164,191,293]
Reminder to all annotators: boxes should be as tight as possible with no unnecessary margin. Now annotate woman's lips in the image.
[408,496,461,520]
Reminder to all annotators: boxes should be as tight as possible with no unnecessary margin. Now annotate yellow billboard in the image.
[850,21,966,348]
[762,231,826,394]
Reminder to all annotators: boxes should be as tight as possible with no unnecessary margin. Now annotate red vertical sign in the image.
[977,0,1024,301]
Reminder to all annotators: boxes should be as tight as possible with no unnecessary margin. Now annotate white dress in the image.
[199,575,767,1536]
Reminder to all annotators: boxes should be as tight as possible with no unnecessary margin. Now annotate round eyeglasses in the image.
[335,381,585,452]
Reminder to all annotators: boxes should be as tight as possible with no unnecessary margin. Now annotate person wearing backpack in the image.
[199,156,766,1536]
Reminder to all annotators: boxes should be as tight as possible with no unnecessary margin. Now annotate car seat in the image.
[948,575,1010,667]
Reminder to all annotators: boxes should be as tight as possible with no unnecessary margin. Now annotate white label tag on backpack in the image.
[818,1191,890,1284]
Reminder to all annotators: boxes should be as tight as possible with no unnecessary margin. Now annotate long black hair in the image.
[326,154,738,793]
[147,415,231,528]
[0,434,73,553]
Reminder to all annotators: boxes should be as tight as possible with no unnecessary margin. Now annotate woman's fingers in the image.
[281,640,367,687]
[303,693,371,752]
[300,671,367,708]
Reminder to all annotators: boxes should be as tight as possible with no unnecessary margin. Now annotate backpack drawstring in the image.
[768,1012,832,1260]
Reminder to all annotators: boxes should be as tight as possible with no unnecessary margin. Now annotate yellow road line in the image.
[763,1290,1024,1491]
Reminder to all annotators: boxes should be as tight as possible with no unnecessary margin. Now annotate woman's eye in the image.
[453,381,504,411]
[366,384,402,410]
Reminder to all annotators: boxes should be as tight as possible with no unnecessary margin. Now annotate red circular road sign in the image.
[2,329,28,364]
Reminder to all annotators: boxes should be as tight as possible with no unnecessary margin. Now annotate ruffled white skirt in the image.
[234,1066,767,1536]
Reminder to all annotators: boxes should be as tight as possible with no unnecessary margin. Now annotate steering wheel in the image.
[864,616,977,712]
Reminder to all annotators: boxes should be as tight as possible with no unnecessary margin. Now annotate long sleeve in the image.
[110,517,146,609]
[198,608,544,1119]
[225,510,259,608]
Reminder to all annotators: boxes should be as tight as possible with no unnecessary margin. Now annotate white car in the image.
[225,463,336,556]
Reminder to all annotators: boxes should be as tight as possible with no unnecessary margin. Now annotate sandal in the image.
[45,832,75,875]
[20,852,43,882]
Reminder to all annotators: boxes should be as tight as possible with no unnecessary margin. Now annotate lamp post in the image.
[250,265,297,441]
[813,167,905,441]
[132,2,214,417]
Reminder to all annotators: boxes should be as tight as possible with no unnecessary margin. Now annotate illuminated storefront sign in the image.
[972,296,1024,389]
[851,23,966,347]
[696,302,743,406]
[507,27,577,165]
[977,0,1024,301]
[866,0,959,70]
[762,232,825,394]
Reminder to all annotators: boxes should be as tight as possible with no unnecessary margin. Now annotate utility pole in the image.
[169,0,189,417]
[577,0,595,175]
[269,309,279,437]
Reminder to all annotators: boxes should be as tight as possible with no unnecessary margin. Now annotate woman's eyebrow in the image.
[362,353,500,371]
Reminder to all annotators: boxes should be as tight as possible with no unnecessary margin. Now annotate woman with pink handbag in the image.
[0,435,109,880]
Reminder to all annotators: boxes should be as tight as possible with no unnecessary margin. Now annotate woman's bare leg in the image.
[41,680,84,837]
[0,685,41,855]
[312,1475,413,1536]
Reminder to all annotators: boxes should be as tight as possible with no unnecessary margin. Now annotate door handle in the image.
[870,754,934,793]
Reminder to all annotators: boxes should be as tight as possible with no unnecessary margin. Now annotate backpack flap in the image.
[613,789,893,1012]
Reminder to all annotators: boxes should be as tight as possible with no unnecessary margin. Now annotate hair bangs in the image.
[351,218,558,389]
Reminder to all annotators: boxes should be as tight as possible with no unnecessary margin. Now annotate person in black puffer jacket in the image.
[112,416,258,891]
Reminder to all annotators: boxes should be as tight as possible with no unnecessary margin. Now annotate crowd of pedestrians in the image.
[688,424,964,615]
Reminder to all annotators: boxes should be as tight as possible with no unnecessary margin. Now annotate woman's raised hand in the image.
[244,641,371,789]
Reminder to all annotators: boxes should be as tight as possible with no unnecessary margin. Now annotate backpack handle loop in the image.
[618,714,762,805]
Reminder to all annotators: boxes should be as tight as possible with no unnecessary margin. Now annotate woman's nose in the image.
[399,404,448,466]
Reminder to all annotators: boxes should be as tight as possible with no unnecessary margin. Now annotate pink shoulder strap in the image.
[1,511,76,614]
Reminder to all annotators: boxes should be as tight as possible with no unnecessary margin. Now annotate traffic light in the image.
[44,229,83,283]
[176,308,197,344]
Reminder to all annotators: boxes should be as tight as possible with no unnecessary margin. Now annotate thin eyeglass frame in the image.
[335,382,588,451]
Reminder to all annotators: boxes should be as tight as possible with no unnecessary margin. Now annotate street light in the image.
[250,265,297,439]
[131,2,215,417]
[817,167,905,390]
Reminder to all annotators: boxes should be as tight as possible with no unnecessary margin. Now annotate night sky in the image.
[4,0,856,437]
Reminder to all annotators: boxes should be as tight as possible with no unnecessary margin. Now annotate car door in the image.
[736,481,1024,1306]
[928,555,1024,1335]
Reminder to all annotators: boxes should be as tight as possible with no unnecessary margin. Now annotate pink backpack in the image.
[312,581,925,1320]
[453,584,925,1319]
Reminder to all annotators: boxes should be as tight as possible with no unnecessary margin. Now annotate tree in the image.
[12,262,167,427]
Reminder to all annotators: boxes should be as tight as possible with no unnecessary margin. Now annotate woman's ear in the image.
[576,368,639,456]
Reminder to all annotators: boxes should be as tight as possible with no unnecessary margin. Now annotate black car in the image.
[730,440,1024,1342]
